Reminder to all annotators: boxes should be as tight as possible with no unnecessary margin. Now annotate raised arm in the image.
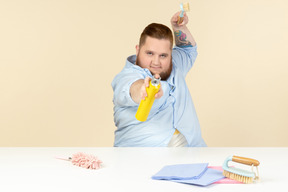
[171,11,196,47]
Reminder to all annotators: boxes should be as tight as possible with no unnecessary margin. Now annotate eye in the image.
[146,51,153,56]
[160,54,168,58]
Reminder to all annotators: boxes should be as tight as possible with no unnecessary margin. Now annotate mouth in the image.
[150,67,162,74]
[150,66,161,70]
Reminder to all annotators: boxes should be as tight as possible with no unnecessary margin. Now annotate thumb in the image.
[144,76,151,87]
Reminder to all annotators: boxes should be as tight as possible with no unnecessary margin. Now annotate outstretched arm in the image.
[130,74,163,104]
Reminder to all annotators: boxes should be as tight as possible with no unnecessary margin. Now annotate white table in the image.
[0,147,287,192]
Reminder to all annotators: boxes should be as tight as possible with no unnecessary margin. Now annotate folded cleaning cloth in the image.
[152,163,208,180]
[170,168,225,186]
[152,163,225,187]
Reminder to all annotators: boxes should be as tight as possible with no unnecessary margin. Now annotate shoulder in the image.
[112,55,150,88]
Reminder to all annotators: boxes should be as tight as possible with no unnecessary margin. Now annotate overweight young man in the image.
[111,11,206,147]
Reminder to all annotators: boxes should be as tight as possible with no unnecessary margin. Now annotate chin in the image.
[160,67,172,81]
[136,56,172,80]
[159,72,171,81]
[150,70,170,81]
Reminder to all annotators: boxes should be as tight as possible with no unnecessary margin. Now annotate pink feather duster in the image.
[56,152,102,170]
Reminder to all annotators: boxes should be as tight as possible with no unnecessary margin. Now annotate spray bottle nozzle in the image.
[151,76,161,86]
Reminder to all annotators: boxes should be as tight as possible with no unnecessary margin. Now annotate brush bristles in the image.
[183,3,190,12]
[223,170,253,184]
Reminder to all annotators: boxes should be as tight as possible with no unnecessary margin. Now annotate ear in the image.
[136,45,140,55]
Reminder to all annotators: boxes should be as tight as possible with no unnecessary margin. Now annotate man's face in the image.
[136,36,172,80]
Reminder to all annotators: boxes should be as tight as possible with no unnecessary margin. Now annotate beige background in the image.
[0,0,287,147]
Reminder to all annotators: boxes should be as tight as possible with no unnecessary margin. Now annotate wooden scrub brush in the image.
[177,3,190,24]
[222,155,260,184]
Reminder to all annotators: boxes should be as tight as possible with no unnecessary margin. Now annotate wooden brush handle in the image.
[177,16,184,25]
[232,155,260,166]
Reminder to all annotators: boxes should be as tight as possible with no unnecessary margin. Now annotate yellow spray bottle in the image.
[135,76,161,122]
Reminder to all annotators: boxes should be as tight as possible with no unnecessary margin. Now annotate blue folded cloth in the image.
[170,168,225,186]
[152,163,208,180]
[152,163,225,187]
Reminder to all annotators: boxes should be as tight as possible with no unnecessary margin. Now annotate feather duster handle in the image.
[56,152,102,170]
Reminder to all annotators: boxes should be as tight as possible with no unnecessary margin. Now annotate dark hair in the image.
[139,23,173,49]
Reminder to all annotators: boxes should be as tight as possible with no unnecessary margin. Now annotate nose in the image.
[152,55,160,65]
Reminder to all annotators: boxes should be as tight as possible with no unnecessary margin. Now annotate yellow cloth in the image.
[174,129,180,135]
[168,130,188,147]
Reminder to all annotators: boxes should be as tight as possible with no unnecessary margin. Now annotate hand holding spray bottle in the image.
[135,75,161,122]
